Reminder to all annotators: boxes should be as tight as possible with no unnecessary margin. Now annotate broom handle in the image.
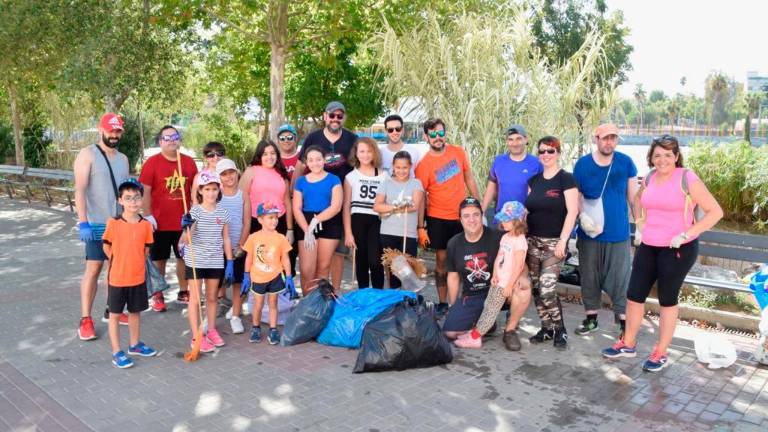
[402,205,407,253]
[177,151,203,340]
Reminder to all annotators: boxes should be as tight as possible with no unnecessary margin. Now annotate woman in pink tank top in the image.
[601,135,722,372]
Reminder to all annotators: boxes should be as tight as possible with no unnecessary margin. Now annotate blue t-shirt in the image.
[294,173,342,213]
[488,153,542,212]
[573,152,637,242]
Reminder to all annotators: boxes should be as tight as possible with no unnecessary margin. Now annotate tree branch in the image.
[202,7,268,42]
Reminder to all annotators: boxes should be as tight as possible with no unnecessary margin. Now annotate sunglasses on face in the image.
[427,130,446,139]
[205,151,225,158]
[386,126,403,133]
[161,133,181,142]
[278,135,295,142]
[328,113,344,120]
[538,149,557,155]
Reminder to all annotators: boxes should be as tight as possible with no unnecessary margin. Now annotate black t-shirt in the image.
[525,169,577,238]
[299,128,357,183]
[446,228,503,297]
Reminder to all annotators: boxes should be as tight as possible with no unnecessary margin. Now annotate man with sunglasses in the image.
[276,123,301,177]
[74,113,131,340]
[415,118,480,315]
[380,114,421,176]
[292,101,358,289]
[139,125,198,310]
[481,125,542,223]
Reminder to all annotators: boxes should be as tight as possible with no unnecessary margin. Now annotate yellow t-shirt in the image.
[243,231,292,283]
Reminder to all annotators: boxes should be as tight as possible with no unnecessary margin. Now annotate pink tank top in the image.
[496,234,528,287]
[249,166,286,217]
[640,167,700,247]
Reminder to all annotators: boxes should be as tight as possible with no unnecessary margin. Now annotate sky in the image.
[607,0,768,98]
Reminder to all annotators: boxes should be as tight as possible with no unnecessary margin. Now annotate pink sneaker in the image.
[206,328,225,347]
[454,334,482,349]
[191,337,215,353]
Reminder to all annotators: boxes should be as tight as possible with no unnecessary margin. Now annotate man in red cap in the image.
[74,113,131,340]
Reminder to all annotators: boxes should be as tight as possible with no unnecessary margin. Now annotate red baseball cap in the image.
[99,113,124,132]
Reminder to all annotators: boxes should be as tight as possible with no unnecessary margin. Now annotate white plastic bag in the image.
[755,308,768,365]
[259,290,296,326]
[579,198,605,238]
[391,255,426,292]
[695,333,737,369]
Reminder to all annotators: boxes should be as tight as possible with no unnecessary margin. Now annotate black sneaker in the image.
[553,327,568,349]
[487,322,498,336]
[529,328,554,344]
[575,318,599,335]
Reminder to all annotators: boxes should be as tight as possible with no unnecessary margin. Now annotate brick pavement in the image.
[0,199,766,431]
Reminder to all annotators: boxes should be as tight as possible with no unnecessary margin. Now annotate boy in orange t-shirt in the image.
[102,180,156,368]
[242,202,294,345]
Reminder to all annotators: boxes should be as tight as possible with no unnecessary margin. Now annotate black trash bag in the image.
[559,264,580,285]
[280,279,336,346]
[353,297,453,373]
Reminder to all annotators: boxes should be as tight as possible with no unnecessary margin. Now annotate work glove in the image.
[417,227,430,249]
[307,216,320,235]
[78,222,94,242]
[181,213,195,231]
[240,272,251,296]
[670,232,688,249]
[224,259,234,282]
[285,275,297,299]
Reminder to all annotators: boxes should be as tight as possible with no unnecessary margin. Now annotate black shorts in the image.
[426,216,463,250]
[295,211,342,241]
[150,230,182,261]
[108,284,149,314]
[250,274,285,296]
[627,240,699,307]
[228,253,246,283]
[185,266,225,280]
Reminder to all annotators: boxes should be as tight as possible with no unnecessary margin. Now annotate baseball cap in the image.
[118,178,144,193]
[505,124,527,137]
[256,201,280,216]
[594,123,619,139]
[325,101,346,113]
[100,113,124,132]
[495,201,526,223]
[215,158,239,176]
[198,170,221,186]
[459,197,482,211]
[277,123,298,136]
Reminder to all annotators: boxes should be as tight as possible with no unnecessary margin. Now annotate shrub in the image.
[0,121,12,163]
[23,124,53,168]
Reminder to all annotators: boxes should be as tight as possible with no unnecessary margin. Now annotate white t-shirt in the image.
[345,168,386,216]
[379,143,422,176]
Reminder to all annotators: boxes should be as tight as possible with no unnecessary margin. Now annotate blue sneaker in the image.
[268,328,280,345]
[112,351,134,369]
[642,350,669,372]
[249,326,262,343]
[602,340,637,358]
[128,341,157,357]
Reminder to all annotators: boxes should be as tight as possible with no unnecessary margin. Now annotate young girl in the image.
[216,158,251,335]
[454,201,528,349]
[373,151,424,288]
[343,138,386,288]
[180,171,234,353]
[191,141,226,205]
[292,145,343,293]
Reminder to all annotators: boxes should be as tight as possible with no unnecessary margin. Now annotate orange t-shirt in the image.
[243,230,292,283]
[102,217,154,287]
[415,144,471,220]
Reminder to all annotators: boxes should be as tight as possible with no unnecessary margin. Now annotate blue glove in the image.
[181,213,195,231]
[78,222,94,242]
[224,260,234,282]
[240,272,251,296]
[285,275,297,299]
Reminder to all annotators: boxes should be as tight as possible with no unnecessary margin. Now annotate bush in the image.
[0,121,13,163]
[23,124,53,168]
[118,114,151,174]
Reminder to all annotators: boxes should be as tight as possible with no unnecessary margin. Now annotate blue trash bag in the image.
[750,265,768,310]
[280,280,336,346]
[317,288,416,349]
[146,257,170,297]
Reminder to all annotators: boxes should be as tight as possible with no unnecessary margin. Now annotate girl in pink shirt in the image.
[602,135,722,372]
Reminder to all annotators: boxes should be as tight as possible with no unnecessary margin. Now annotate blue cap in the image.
[277,124,297,137]
[495,201,526,223]
[256,201,280,216]
[118,178,144,193]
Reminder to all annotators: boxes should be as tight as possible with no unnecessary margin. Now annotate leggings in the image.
[527,236,565,330]
[474,284,506,335]
[380,234,418,288]
[351,213,385,288]
[627,239,698,307]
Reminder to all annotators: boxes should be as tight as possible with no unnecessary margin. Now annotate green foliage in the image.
[22,124,53,168]
[118,114,152,174]
[0,121,12,163]
[679,288,758,316]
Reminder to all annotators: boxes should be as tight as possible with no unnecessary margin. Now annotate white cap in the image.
[215,158,239,176]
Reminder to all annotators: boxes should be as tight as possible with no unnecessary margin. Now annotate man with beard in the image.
[292,101,357,290]
[573,123,638,338]
[75,113,131,340]
[415,118,480,315]
[139,125,198,311]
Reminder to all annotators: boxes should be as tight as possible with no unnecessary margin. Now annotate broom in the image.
[181,151,205,362]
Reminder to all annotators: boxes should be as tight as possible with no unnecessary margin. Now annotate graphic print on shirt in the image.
[351,178,379,209]
[164,169,187,200]
[463,252,491,284]
[325,153,345,171]
[545,189,561,198]
[254,243,276,274]
[435,159,460,184]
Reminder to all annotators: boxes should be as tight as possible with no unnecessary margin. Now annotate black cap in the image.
[459,197,482,211]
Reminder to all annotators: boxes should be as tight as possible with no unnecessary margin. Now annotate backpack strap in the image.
[680,168,696,226]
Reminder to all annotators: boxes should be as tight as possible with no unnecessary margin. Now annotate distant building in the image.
[747,71,768,93]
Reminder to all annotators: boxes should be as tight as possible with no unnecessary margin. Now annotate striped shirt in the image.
[219,190,244,248]
[345,168,385,216]
[184,204,230,269]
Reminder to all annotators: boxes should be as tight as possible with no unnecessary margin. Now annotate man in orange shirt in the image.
[415,118,480,315]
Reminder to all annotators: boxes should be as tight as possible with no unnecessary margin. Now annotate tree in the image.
[649,90,667,103]
[705,72,734,126]
[633,84,646,133]
[744,92,764,143]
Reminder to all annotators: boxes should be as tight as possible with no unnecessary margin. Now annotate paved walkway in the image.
[0,199,766,432]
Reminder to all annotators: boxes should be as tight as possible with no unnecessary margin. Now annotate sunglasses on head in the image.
[205,151,225,158]
[427,130,446,139]
[538,148,557,155]
[327,112,344,120]
[278,135,295,142]
[161,133,181,142]
[386,126,403,133]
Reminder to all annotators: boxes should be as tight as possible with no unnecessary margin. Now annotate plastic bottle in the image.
[391,255,426,292]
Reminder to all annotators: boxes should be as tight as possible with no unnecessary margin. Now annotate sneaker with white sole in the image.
[602,339,637,358]
[190,337,215,353]
[128,341,157,357]
[112,350,134,369]
[268,328,280,345]
[230,316,244,334]
[642,349,669,372]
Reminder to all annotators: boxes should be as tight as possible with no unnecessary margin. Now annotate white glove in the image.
[286,229,294,244]
[145,214,157,231]
[307,217,320,235]
[670,232,688,249]
[482,215,488,227]
[304,229,316,251]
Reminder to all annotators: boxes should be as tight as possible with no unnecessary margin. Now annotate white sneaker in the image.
[225,307,233,320]
[230,316,244,334]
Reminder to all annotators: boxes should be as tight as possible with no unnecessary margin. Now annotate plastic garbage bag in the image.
[755,308,768,365]
[749,264,768,310]
[260,290,295,326]
[280,280,336,346]
[354,297,453,373]
[695,333,737,369]
[390,255,426,292]
[317,289,416,349]
[146,257,170,297]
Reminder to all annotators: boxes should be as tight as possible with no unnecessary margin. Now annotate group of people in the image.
[73,103,723,373]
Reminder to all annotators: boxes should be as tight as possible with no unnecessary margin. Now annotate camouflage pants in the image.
[526,236,565,330]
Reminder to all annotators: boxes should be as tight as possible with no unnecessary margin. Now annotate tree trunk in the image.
[7,84,24,166]
[267,0,289,139]
[744,114,751,143]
